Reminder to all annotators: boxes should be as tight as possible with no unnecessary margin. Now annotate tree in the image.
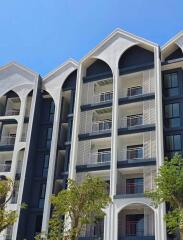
[146,153,183,239]
[36,176,111,240]
[0,176,17,233]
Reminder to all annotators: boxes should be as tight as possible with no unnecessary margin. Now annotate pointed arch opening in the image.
[118,203,155,239]
[62,69,77,91]
[84,59,113,82]
[165,45,183,61]
[0,90,21,117]
[118,45,154,75]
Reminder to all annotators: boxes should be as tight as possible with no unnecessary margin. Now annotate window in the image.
[42,154,49,177]
[127,86,142,97]
[97,148,111,163]
[166,135,181,154]
[98,119,112,131]
[49,101,55,122]
[127,114,143,127]
[126,214,144,236]
[127,144,143,160]
[38,183,46,208]
[100,91,113,102]
[46,128,53,149]
[126,178,144,194]
[165,103,180,128]
[164,72,179,97]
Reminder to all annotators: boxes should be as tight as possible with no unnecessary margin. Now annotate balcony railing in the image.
[127,86,143,97]
[120,85,154,99]
[120,115,143,128]
[0,136,16,146]
[78,237,103,240]
[126,182,144,194]
[93,91,113,104]
[5,109,20,116]
[89,151,111,165]
[119,236,155,240]
[119,144,155,162]
[92,120,112,133]
[0,163,11,172]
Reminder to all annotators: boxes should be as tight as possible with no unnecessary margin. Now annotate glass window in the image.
[164,72,179,97]
[97,148,111,163]
[126,178,144,194]
[39,183,46,208]
[166,135,181,153]
[165,103,180,128]
[42,154,49,177]
[126,214,144,236]
[127,86,142,97]
[46,128,53,149]
[127,114,143,127]
[49,101,55,122]
[127,144,143,160]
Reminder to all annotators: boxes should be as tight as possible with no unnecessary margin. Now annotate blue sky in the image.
[0,0,183,75]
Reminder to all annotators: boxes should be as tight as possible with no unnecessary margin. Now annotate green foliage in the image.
[145,153,183,236]
[0,177,17,232]
[35,176,111,240]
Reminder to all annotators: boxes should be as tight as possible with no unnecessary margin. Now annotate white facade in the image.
[0,29,183,240]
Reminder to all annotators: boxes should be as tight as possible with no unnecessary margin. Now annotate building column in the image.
[110,66,119,240]
[154,46,167,240]
[41,89,62,235]
[69,64,84,180]
[13,79,40,239]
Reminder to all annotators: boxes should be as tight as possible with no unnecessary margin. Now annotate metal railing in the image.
[89,151,111,165]
[92,120,112,132]
[126,182,144,194]
[0,136,16,146]
[5,109,20,116]
[119,236,155,240]
[127,86,143,97]
[120,86,143,98]
[93,91,113,104]
[120,115,143,128]
[119,143,155,162]
[0,163,11,172]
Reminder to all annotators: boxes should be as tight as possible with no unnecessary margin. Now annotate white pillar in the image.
[110,66,119,240]
[41,90,62,234]
[13,79,40,240]
[154,46,167,240]
[69,64,84,180]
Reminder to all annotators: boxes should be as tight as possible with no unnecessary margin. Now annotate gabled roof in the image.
[43,59,78,82]
[0,61,38,78]
[162,31,183,51]
[81,28,158,63]
[161,31,183,60]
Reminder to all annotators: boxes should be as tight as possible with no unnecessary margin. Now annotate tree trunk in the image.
[180,230,183,240]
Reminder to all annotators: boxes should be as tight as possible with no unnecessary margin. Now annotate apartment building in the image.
[0,29,182,240]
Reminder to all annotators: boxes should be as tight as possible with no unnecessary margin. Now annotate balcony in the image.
[0,162,11,172]
[93,91,113,104]
[78,238,103,240]
[118,141,156,167]
[79,220,104,240]
[92,120,112,133]
[0,136,16,146]
[120,114,143,128]
[89,151,111,165]
[1,96,21,117]
[5,109,20,116]
[119,69,155,102]
[119,236,155,240]
[118,204,155,240]
[79,108,112,140]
